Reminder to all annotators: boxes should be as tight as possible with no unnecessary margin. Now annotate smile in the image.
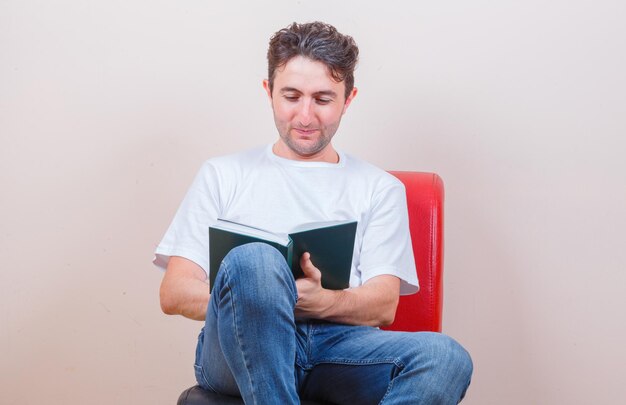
[294,128,318,135]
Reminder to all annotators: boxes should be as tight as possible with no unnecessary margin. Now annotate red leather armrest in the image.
[384,172,444,332]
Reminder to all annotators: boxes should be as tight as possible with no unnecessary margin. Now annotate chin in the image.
[294,139,328,154]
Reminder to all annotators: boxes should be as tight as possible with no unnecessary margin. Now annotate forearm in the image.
[159,256,210,321]
[296,275,400,327]
[160,277,209,321]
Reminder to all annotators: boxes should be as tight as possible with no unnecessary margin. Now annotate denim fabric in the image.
[195,243,472,404]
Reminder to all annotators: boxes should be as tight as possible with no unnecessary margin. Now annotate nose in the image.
[296,99,313,127]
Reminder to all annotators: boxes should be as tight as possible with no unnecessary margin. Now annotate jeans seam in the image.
[195,329,220,393]
[194,364,220,393]
[306,321,317,367]
[378,376,396,405]
[380,358,405,404]
[312,358,405,367]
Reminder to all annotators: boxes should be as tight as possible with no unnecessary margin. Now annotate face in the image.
[263,56,357,162]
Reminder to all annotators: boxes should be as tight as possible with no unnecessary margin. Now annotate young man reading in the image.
[155,21,472,404]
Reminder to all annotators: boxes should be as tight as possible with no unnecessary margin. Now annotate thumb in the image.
[300,252,321,280]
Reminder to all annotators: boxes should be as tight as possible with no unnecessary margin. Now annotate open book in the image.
[209,219,357,291]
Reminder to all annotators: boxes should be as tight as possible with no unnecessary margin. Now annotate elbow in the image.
[377,310,396,327]
[159,285,178,316]
[376,296,400,327]
[160,300,177,316]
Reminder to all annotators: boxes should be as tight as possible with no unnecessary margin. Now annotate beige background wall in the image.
[2,1,625,404]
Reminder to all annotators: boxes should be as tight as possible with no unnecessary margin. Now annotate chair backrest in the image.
[384,171,444,333]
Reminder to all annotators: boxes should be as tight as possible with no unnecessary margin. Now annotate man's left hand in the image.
[293,252,401,326]
[294,252,333,319]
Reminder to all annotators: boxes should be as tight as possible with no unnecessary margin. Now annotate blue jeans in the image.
[195,243,472,404]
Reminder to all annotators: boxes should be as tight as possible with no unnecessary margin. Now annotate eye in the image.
[283,95,299,102]
[316,98,332,105]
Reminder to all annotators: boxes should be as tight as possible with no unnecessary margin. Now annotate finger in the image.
[300,253,320,279]
[300,252,312,275]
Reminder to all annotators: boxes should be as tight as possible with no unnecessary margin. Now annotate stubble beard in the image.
[278,120,341,158]
[280,132,330,157]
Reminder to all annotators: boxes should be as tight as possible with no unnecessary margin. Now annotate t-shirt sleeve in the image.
[357,180,419,295]
[153,163,221,275]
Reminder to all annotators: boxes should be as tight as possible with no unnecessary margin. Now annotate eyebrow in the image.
[279,87,338,98]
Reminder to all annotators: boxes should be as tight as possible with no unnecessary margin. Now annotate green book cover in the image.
[209,219,357,292]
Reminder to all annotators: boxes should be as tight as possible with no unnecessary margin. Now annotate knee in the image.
[405,333,473,402]
[220,242,295,293]
[435,334,472,402]
[435,334,472,376]
[224,242,288,272]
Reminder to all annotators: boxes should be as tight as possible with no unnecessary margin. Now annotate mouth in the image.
[293,128,318,136]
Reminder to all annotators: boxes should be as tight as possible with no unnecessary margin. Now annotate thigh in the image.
[299,323,451,404]
[194,302,239,396]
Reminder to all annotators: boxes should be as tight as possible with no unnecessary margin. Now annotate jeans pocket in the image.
[194,364,211,390]
[195,327,205,364]
[194,328,215,391]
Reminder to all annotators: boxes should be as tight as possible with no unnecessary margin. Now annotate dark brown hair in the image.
[267,22,359,100]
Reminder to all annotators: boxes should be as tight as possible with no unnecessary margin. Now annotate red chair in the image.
[383,171,444,333]
[178,171,445,405]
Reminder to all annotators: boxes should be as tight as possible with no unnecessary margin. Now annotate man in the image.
[155,21,472,404]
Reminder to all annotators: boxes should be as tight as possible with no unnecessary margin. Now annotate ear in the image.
[262,79,273,101]
[342,87,358,114]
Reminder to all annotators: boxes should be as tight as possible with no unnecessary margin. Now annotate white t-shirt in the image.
[154,144,418,295]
